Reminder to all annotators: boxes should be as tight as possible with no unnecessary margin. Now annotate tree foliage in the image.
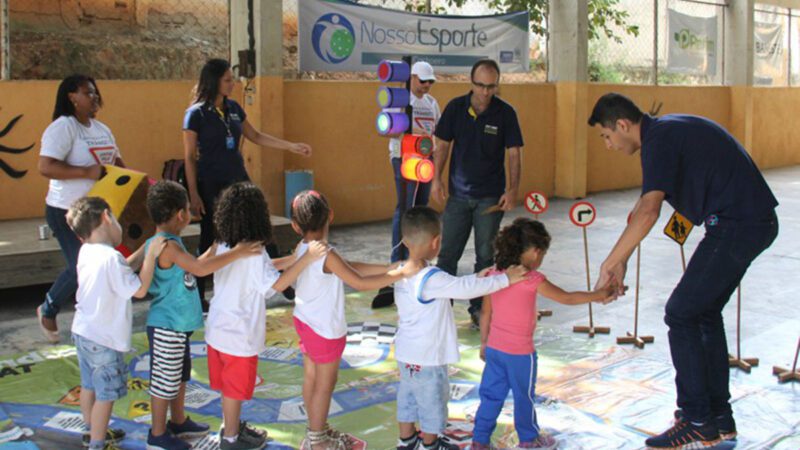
[395,0,639,43]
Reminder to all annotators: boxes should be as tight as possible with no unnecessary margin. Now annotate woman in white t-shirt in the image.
[36,74,125,344]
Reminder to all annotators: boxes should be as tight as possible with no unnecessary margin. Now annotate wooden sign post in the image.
[728,286,759,373]
[773,337,800,383]
[617,213,654,348]
[525,190,553,321]
[570,201,609,337]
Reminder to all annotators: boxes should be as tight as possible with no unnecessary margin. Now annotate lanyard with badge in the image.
[214,106,236,151]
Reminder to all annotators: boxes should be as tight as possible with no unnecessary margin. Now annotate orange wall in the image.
[0,80,193,220]
[586,84,731,193]
[283,81,555,224]
[0,79,797,223]
[751,87,800,169]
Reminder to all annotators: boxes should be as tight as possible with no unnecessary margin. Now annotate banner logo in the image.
[312,13,356,64]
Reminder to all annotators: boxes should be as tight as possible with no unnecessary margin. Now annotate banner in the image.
[298,0,530,73]
[754,20,785,85]
[667,8,717,76]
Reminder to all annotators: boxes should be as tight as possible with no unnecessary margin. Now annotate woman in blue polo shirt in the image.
[183,59,311,299]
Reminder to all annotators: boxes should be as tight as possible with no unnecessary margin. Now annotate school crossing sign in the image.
[299,0,530,73]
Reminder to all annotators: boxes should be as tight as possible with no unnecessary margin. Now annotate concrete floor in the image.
[1,166,798,364]
[0,166,798,449]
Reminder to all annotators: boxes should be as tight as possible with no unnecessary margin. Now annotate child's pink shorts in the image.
[293,317,346,364]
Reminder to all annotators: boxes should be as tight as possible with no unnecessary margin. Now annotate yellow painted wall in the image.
[586,84,731,193]
[283,81,555,224]
[0,79,797,223]
[751,88,800,169]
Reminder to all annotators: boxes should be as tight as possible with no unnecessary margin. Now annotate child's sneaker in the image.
[674,409,737,441]
[219,421,267,450]
[82,428,126,447]
[146,430,191,450]
[421,437,459,450]
[397,434,421,450]
[517,433,558,449]
[645,420,721,449]
[167,416,210,439]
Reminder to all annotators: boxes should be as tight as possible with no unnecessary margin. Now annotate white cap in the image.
[411,61,436,81]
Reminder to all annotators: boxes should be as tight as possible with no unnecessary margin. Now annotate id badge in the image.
[226,135,235,150]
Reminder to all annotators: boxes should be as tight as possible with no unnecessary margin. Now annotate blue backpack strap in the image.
[416,267,443,304]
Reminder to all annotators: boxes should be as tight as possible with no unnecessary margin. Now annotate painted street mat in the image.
[0,292,798,449]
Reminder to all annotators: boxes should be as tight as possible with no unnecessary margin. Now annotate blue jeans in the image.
[390,157,431,262]
[665,212,778,423]
[473,348,540,444]
[41,205,82,318]
[436,196,503,314]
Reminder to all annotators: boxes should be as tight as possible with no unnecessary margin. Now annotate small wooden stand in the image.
[573,228,610,337]
[727,286,759,373]
[773,337,800,383]
[617,245,653,349]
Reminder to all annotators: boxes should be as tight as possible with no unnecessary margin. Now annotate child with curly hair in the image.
[206,182,329,450]
[471,218,618,449]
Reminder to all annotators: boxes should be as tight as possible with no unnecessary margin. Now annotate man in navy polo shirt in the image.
[588,93,778,450]
[432,59,523,325]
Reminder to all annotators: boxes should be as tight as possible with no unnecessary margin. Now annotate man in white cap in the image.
[373,61,441,308]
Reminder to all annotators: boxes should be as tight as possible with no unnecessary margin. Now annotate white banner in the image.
[298,0,530,73]
[754,21,785,85]
[667,8,717,76]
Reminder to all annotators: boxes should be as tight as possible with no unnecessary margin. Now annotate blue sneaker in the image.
[146,430,191,450]
[167,416,210,439]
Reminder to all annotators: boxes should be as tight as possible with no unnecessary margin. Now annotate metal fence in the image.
[281,0,548,82]
[589,0,727,85]
[2,0,228,80]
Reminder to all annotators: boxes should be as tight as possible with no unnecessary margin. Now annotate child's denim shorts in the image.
[396,361,450,434]
[73,334,128,402]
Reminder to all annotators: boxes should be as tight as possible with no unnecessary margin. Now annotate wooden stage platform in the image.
[0,216,299,290]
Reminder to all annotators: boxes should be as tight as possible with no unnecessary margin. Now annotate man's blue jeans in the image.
[665,212,778,423]
[436,195,503,314]
[390,157,431,262]
[41,205,82,318]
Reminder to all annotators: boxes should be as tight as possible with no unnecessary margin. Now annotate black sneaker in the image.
[421,437,459,450]
[82,428,126,447]
[396,433,420,450]
[674,409,737,441]
[371,286,395,309]
[219,421,267,450]
[645,420,721,449]
[166,415,209,439]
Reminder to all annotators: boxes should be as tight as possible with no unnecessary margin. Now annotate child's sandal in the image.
[301,428,326,450]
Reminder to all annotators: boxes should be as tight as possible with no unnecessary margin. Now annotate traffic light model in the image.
[375,58,434,183]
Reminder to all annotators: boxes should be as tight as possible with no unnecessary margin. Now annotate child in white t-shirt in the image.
[290,190,420,450]
[206,183,329,450]
[68,197,164,450]
[392,206,527,450]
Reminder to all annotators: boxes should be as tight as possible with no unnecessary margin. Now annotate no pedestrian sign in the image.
[525,191,549,215]
[569,201,596,227]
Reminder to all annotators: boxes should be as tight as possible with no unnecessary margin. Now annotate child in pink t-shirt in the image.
[472,218,617,449]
